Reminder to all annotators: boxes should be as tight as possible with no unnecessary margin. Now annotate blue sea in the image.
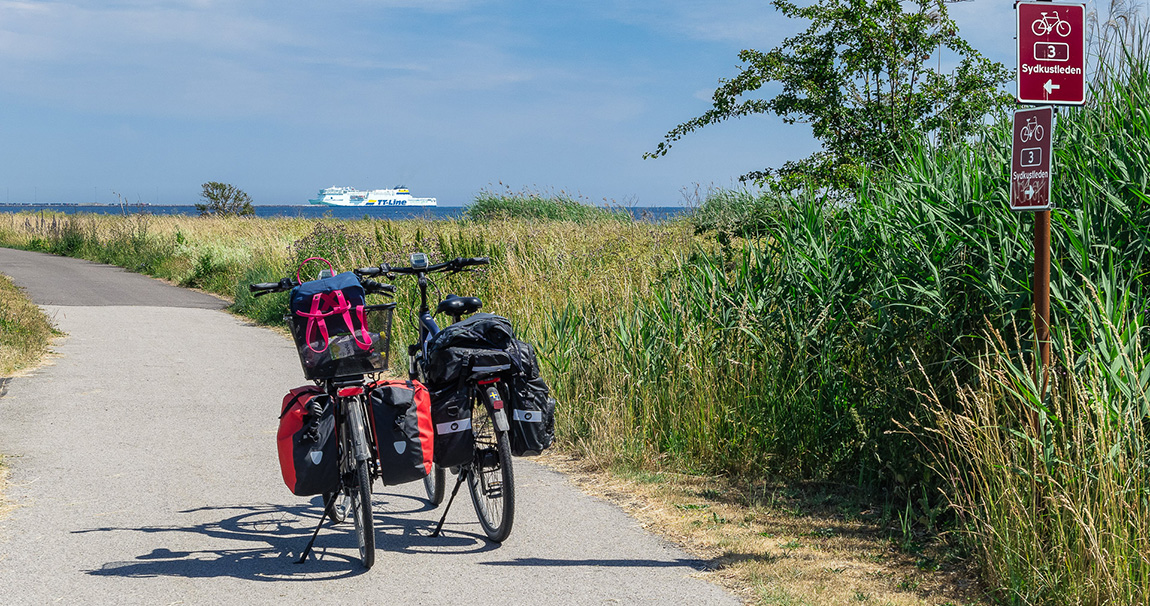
[0,204,688,222]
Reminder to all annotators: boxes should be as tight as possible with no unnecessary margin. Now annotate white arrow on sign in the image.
[1044,79,1061,94]
[1025,184,1036,199]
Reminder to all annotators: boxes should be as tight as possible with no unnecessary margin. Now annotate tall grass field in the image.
[1,31,1149,606]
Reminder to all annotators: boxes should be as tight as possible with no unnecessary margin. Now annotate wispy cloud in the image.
[0,1,853,205]
[595,0,801,46]
[354,0,483,11]
[0,1,536,120]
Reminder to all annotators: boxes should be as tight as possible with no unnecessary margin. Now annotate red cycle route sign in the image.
[1017,2,1086,105]
[1011,106,1055,211]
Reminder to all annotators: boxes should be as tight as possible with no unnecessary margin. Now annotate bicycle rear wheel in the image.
[466,393,515,542]
[350,459,375,569]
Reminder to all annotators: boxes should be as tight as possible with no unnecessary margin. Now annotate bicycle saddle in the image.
[437,294,482,317]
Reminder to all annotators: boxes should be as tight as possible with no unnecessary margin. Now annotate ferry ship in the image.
[309,186,437,207]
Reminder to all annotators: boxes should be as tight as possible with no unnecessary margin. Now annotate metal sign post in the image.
[1010,105,1056,396]
[1014,0,1084,409]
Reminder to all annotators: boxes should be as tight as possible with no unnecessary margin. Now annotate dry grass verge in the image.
[0,273,58,377]
[537,452,988,606]
[0,273,57,519]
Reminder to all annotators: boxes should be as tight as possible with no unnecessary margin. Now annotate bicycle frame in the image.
[405,270,509,431]
[416,273,441,358]
[251,262,393,568]
[356,254,514,541]
[405,271,442,379]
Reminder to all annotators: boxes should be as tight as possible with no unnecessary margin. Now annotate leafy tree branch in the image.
[646,0,1012,193]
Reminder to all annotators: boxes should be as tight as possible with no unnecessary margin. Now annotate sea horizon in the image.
[0,202,689,222]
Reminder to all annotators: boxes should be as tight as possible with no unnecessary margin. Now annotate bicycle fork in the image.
[334,386,372,465]
[345,397,372,464]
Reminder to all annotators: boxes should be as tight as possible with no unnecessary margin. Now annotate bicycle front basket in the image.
[288,302,395,379]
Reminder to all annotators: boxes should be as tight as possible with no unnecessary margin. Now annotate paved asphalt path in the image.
[0,248,738,605]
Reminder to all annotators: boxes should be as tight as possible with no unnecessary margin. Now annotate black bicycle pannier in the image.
[426,310,556,457]
[277,386,341,496]
[368,379,434,485]
[429,384,475,468]
[508,376,556,456]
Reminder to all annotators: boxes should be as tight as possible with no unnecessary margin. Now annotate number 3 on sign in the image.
[1021,147,1042,168]
[1035,42,1069,62]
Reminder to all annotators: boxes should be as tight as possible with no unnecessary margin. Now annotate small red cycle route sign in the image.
[1017,2,1086,105]
[1011,106,1055,211]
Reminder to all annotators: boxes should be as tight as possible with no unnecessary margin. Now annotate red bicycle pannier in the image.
[368,379,434,485]
[278,385,340,496]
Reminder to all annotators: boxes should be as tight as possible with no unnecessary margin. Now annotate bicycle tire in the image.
[351,459,375,569]
[1056,20,1071,37]
[423,462,446,505]
[1032,20,1046,37]
[466,394,515,542]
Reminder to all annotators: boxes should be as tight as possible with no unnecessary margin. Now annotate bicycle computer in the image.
[410,253,428,269]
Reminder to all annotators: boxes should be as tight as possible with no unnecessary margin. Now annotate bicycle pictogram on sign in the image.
[1031,11,1072,37]
[1019,116,1044,142]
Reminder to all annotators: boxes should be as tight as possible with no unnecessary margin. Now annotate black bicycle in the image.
[356,254,515,542]
[250,262,396,568]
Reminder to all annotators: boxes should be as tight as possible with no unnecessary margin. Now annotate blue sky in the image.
[1,1,1020,206]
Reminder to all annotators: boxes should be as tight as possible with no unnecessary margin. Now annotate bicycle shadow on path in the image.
[74,492,499,581]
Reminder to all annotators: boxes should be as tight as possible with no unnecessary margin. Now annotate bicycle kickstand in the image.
[429,471,468,537]
[296,493,334,564]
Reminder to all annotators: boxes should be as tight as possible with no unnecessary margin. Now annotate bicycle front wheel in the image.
[466,396,515,542]
[423,462,446,505]
[350,459,375,569]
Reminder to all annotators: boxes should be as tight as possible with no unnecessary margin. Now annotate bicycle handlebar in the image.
[361,279,396,295]
[247,274,396,297]
[355,266,385,277]
[355,256,490,277]
[249,277,297,297]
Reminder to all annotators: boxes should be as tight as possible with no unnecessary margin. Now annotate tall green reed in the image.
[547,18,1150,502]
[925,282,1150,604]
